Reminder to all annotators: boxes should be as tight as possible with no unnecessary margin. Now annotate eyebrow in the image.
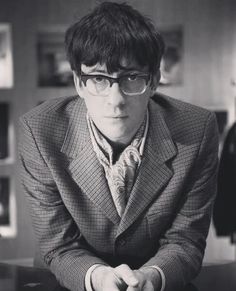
[83,66,108,74]
[91,69,108,74]
[85,67,146,75]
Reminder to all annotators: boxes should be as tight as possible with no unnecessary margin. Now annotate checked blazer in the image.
[19,93,219,291]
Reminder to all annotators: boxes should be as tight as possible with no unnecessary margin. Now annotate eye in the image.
[93,76,106,83]
[127,74,138,81]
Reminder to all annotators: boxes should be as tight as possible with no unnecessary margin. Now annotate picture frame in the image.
[37,29,73,87]
[0,102,9,160]
[0,24,13,88]
[0,102,14,164]
[0,177,17,238]
[159,26,183,86]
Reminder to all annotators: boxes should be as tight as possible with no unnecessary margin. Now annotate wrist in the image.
[91,265,111,291]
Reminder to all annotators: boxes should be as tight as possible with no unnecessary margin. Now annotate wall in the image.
[0,0,235,261]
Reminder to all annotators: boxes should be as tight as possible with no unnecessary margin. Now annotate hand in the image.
[91,264,139,291]
[126,267,162,291]
[91,264,162,291]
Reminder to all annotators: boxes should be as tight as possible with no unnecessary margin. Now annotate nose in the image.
[107,83,125,107]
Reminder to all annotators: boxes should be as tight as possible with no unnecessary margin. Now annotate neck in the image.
[108,141,127,163]
[108,138,127,151]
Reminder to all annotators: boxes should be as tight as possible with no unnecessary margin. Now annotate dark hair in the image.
[65,2,165,77]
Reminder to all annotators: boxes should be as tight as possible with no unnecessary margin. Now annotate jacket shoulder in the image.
[151,93,218,143]
[19,96,85,157]
[21,95,79,121]
[152,93,212,117]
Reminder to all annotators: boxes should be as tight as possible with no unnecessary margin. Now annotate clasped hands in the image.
[91,264,161,291]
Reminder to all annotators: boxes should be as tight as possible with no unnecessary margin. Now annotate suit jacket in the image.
[213,122,236,236]
[19,93,219,291]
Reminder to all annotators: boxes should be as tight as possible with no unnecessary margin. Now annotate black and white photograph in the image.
[0,102,9,160]
[0,24,13,88]
[0,1,236,291]
[37,30,73,87]
[0,177,10,226]
[0,177,16,238]
[159,27,183,86]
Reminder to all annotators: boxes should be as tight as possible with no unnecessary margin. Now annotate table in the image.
[192,261,236,291]
[0,261,236,291]
[0,263,66,291]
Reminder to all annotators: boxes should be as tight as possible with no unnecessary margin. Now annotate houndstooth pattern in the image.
[18,93,219,291]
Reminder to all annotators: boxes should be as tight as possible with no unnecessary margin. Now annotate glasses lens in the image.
[86,76,109,95]
[120,75,147,95]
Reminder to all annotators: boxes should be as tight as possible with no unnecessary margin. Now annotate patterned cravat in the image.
[87,113,149,217]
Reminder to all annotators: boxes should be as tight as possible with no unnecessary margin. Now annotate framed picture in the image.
[37,30,73,87]
[0,177,16,237]
[159,27,183,86]
[0,102,14,164]
[0,24,13,88]
[0,103,9,160]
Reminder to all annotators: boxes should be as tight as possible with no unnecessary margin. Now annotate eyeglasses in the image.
[80,73,150,96]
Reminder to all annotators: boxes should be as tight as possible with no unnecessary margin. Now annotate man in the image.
[19,2,219,291]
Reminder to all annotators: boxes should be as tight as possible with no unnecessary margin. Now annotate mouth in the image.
[104,116,128,119]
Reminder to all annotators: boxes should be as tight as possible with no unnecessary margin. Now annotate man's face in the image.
[74,61,158,145]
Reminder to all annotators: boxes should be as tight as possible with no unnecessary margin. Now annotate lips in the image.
[104,115,128,118]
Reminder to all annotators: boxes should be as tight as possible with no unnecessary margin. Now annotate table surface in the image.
[1,261,236,291]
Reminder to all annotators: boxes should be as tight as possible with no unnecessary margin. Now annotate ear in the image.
[73,71,84,98]
[151,70,161,91]
[149,70,161,96]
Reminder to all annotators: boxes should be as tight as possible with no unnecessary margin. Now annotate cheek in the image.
[129,95,150,115]
[84,98,104,117]
[75,84,98,108]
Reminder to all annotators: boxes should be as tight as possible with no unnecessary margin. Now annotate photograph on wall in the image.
[159,27,183,86]
[37,30,73,87]
[0,177,16,237]
[0,102,9,160]
[0,24,13,88]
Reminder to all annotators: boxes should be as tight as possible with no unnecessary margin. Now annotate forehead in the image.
[81,59,148,74]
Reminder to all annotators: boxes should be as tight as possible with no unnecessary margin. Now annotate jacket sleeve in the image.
[142,111,219,291]
[18,116,107,291]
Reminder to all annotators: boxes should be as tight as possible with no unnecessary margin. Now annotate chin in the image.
[104,129,127,142]
[106,132,125,141]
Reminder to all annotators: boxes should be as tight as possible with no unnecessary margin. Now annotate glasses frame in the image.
[80,73,150,96]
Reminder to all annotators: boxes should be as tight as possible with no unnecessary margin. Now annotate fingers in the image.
[91,264,138,291]
[114,264,139,287]
[91,264,155,291]
[127,280,155,291]
[91,265,123,291]
[102,274,124,291]
[126,269,156,291]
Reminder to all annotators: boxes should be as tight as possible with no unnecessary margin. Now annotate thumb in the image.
[114,264,139,287]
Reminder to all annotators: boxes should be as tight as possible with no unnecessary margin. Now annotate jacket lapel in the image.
[117,99,177,236]
[60,97,120,225]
